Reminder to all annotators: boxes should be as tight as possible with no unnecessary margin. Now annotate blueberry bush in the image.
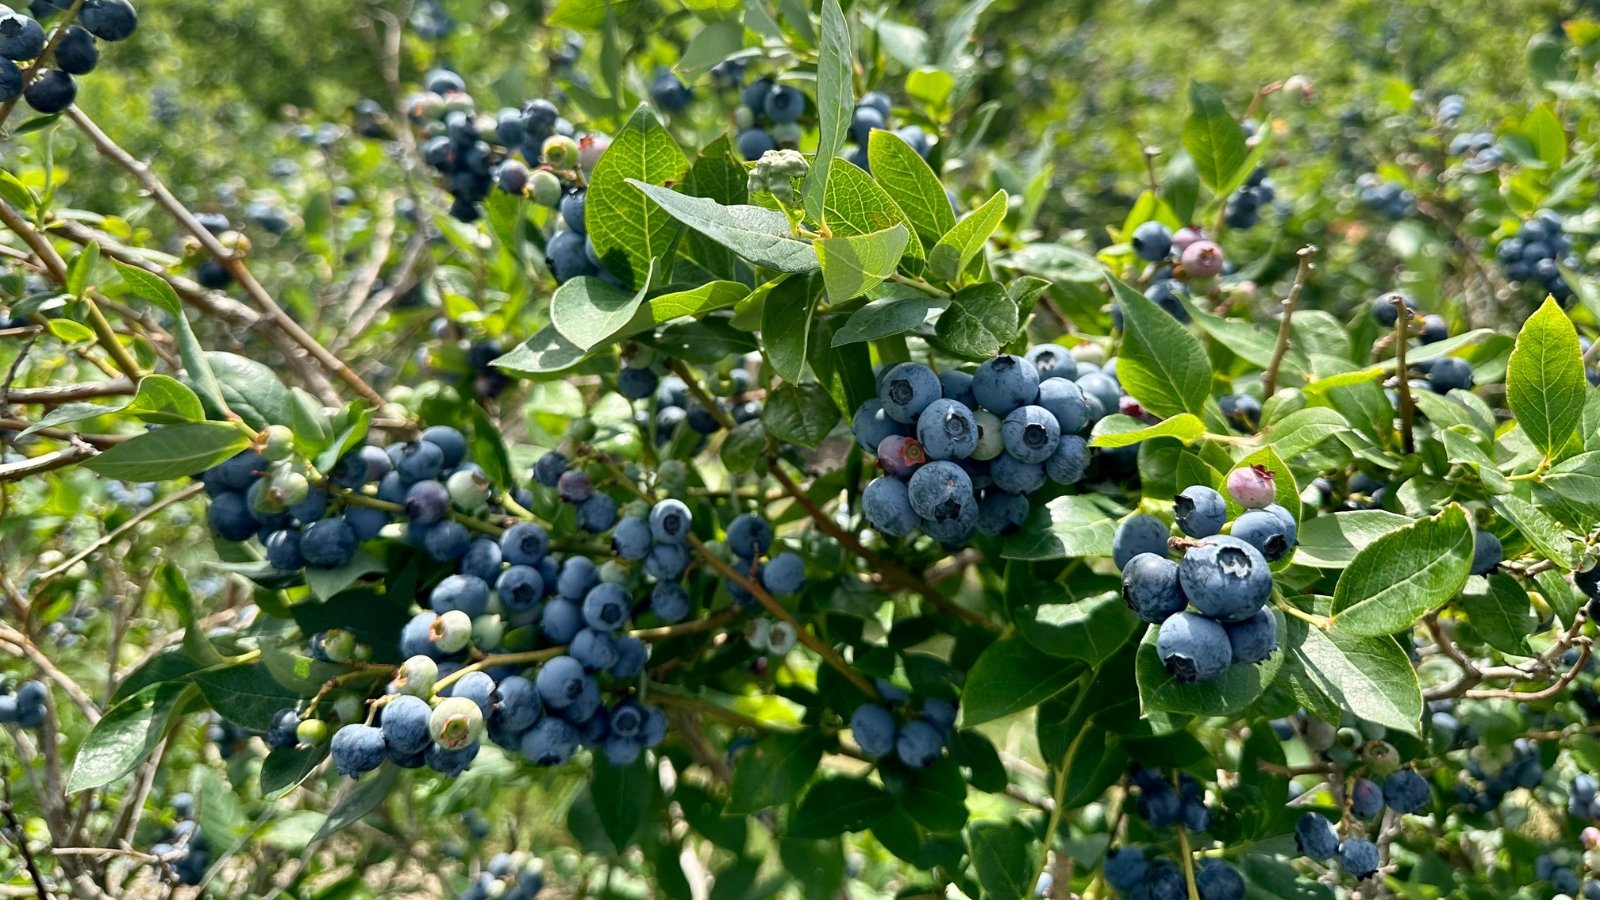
[8,1,1600,898]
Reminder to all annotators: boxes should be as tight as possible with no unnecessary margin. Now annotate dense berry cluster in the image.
[1223,165,1274,230]
[1101,767,1242,900]
[149,797,210,886]
[1495,211,1576,303]
[0,677,47,727]
[0,0,137,114]
[1120,222,1226,326]
[615,349,762,450]
[1356,173,1414,220]
[733,73,808,161]
[848,684,957,769]
[1117,470,1294,683]
[460,851,545,900]
[855,350,1104,545]
[1295,770,1429,884]
[843,90,932,170]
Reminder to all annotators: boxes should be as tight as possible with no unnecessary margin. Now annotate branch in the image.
[0,379,137,405]
[0,418,127,448]
[1262,245,1316,398]
[0,442,98,482]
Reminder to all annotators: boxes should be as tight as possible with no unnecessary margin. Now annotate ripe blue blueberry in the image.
[532,451,568,488]
[938,369,977,408]
[1143,859,1185,900]
[881,363,942,424]
[851,704,896,758]
[265,708,300,750]
[53,25,97,75]
[1337,838,1380,879]
[725,513,774,560]
[1035,379,1087,435]
[0,59,20,103]
[301,518,357,568]
[423,521,471,562]
[1121,553,1187,624]
[1231,509,1293,562]
[500,522,549,566]
[570,628,620,671]
[426,740,480,776]
[0,12,45,61]
[460,538,503,583]
[761,551,805,596]
[1224,606,1278,664]
[650,581,690,623]
[863,476,921,537]
[1103,847,1146,892]
[541,599,583,643]
[1131,221,1174,262]
[989,453,1045,495]
[972,355,1041,415]
[763,84,805,123]
[264,529,305,571]
[611,516,653,560]
[610,636,648,679]
[1428,356,1474,393]
[907,460,975,522]
[1350,777,1384,820]
[432,574,490,618]
[1112,514,1170,569]
[405,480,449,524]
[1023,344,1077,381]
[1178,536,1272,622]
[1470,530,1502,575]
[397,440,445,483]
[976,490,1030,536]
[1137,780,1180,827]
[492,676,540,732]
[535,656,587,709]
[917,398,980,460]
[380,695,433,756]
[1156,612,1233,683]
[582,582,631,631]
[557,469,594,504]
[576,493,618,532]
[1180,798,1211,832]
[1371,291,1415,327]
[895,719,943,768]
[853,399,909,452]
[80,0,136,40]
[330,724,387,778]
[207,492,257,542]
[493,566,544,613]
[1074,371,1122,417]
[1194,858,1244,900]
[1174,485,1227,538]
[1295,811,1340,860]
[557,557,599,600]
[1383,768,1430,814]
[419,426,467,468]
[923,505,978,545]
[645,541,689,580]
[1000,405,1061,464]
[649,499,692,544]
[545,229,597,282]
[1045,435,1090,485]
[849,105,885,146]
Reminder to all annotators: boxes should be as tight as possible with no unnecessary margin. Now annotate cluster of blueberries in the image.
[854,349,1107,545]
[188,211,249,291]
[1495,211,1577,304]
[847,686,957,769]
[615,350,762,451]
[1453,737,1543,813]
[1115,469,1295,683]
[1437,94,1505,173]
[1294,771,1427,881]
[1356,173,1415,221]
[843,91,932,171]
[1369,291,1477,395]
[1102,767,1243,900]
[1222,164,1275,231]
[732,73,808,161]
[0,677,47,727]
[1534,849,1598,899]
[149,793,209,886]
[1289,710,1410,774]
[0,0,137,114]
[460,851,545,900]
[1120,222,1227,326]
[409,0,455,40]
[717,511,807,604]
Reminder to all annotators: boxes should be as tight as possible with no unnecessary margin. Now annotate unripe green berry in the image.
[568,417,597,442]
[471,614,504,650]
[1070,343,1106,366]
[447,468,491,512]
[598,560,631,585]
[744,618,771,650]
[271,468,311,508]
[321,629,357,664]
[392,655,438,697]
[542,134,580,169]
[1303,717,1336,752]
[430,610,473,653]
[656,459,689,494]
[1362,740,1400,775]
[529,169,562,207]
[770,122,803,146]
[296,718,329,746]
[261,425,295,461]
[430,696,485,750]
[621,342,657,369]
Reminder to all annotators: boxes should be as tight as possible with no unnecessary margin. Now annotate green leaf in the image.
[67,682,197,792]
[1459,573,1536,656]
[158,562,225,666]
[830,289,947,346]
[886,755,969,833]
[676,20,745,78]
[1545,451,1600,505]
[1506,296,1587,458]
[311,403,376,476]
[762,275,820,385]
[1181,82,1249,191]
[1137,610,1286,716]
[0,170,38,217]
[550,264,656,351]
[1521,102,1568,168]
[927,190,1006,284]
[803,0,854,224]
[305,549,387,602]
[1536,568,1586,626]
[628,180,819,273]
[311,763,399,843]
[18,397,133,437]
[546,0,642,28]
[114,262,230,420]
[127,374,204,425]
[720,419,767,473]
[967,820,1032,900]
[492,325,593,377]
[67,241,99,298]
[788,778,893,838]
[587,108,686,289]
[591,758,657,850]
[932,281,1018,360]
[1292,510,1411,569]
[1001,495,1117,560]
[260,745,328,800]
[111,259,181,316]
[84,423,252,481]
[1012,590,1140,667]
[192,663,307,732]
[868,130,957,250]
[1109,275,1211,418]
[1089,413,1205,448]
[1161,151,1201,223]
[1491,490,1582,569]
[727,731,827,814]
[630,280,750,330]
[762,382,840,448]
[207,351,293,430]
[815,224,909,303]
[1329,505,1473,637]
[962,635,1084,725]
[1290,622,1422,735]
[1261,407,1351,459]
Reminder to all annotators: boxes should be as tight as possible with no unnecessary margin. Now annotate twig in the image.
[1262,246,1315,397]
[0,777,51,900]
[0,418,127,447]
[1,379,138,405]
[1392,295,1416,455]
[34,483,205,586]
[0,622,101,723]
[0,442,98,482]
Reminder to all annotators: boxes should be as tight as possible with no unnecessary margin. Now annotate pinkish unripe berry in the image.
[1182,240,1226,279]
[1227,464,1276,509]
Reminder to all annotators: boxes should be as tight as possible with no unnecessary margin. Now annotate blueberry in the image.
[1112,514,1170,569]
[1181,798,1211,832]
[1001,405,1060,464]
[1035,378,1088,435]
[763,84,805,123]
[397,440,446,483]
[895,719,943,768]
[419,426,467,469]
[971,410,1005,461]
[557,469,593,504]
[557,557,599,600]
[1137,780,1180,827]
[560,189,587,234]
[1156,612,1233,682]
[404,480,449,524]
[649,499,692,544]
[1418,314,1448,344]
[432,574,490,618]
[425,740,480,776]
[863,476,921,537]
[1337,838,1379,879]
[1194,858,1244,900]
[876,434,927,478]
[1224,606,1277,664]
[576,493,618,532]
[938,369,977,407]
[989,453,1045,495]
[379,695,433,756]
[1225,465,1276,509]
[611,516,653,560]
[535,656,587,709]
[972,355,1040,415]
[1121,553,1187,624]
[1350,777,1384,819]
[582,582,631,631]
[1103,847,1146,892]
[922,505,977,545]
[1231,509,1292,562]
[265,707,300,750]
[1175,485,1227,538]
[423,520,471,562]
[459,538,503,583]
[301,518,357,568]
[1219,393,1262,431]
[650,70,693,112]
[618,364,659,400]
[541,598,583,643]
[1143,859,1185,900]
[1025,344,1078,382]
[0,58,20,102]
[761,551,805,596]
[399,612,441,659]
[532,452,568,488]
[570,627,619,670]
[848,105,884,147]
[1074,371,1122,418]
[1427,356,1474,393]
[1383,768,1430,814]
[1295,811,1340,860]
[22,68,74,113]
[0,12,45,61]
[851,704,896,758]
[853,399,909,452]
[644,541,689,580]
[1130,222,1173,262]
[1045,435,1090,485]
[725,513,774,560]
[1470,530,1502,575]
[546,229,597,282]
[880,363,942,424]
[917,398,980,460]
[650,581,690,622]
[907,460,974,521]
[976,490,1030,535]
[330,724,387,778]
[1178,535,1272,622]
[610,636,648,678]
[736,128,777,160]
[264,529,305,570]
[501,522,549,566]
[53,25,97,75]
